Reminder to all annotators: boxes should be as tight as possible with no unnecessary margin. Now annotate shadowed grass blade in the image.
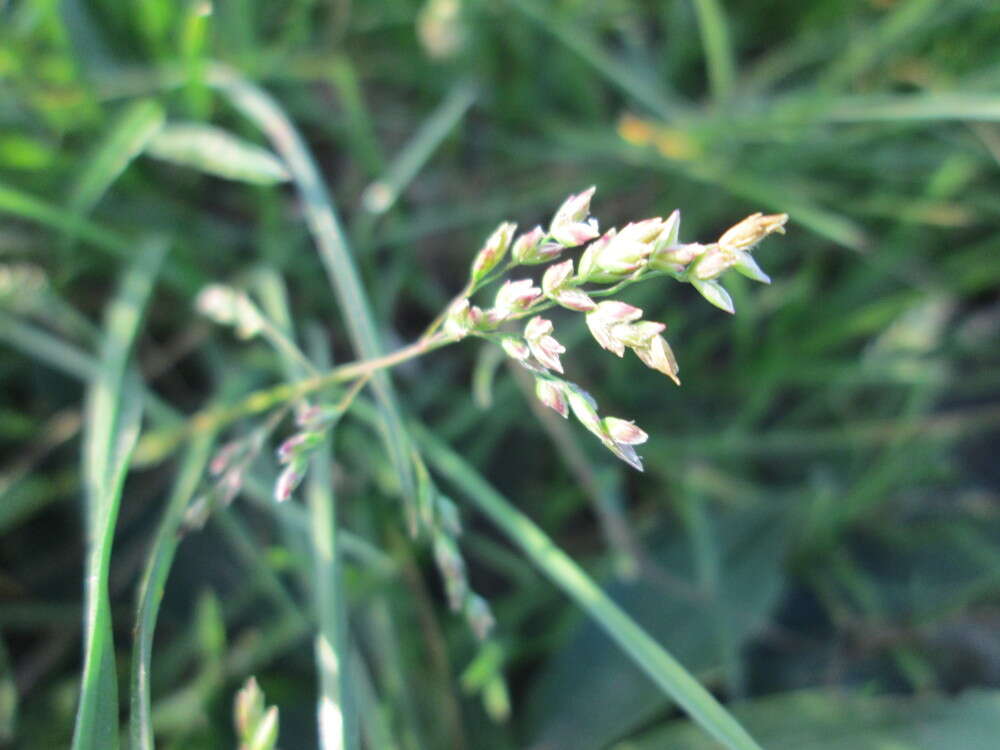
[72,238,167,750]
[129,432,214,750]
[68,98,165,217]
[415,423,764,750]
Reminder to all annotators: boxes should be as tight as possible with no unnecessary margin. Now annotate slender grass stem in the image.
[134,332,454,465]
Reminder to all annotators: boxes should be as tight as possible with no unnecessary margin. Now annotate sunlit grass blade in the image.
[207,64,418,528]
[72,238,167,750]
[129,432,214,750]
[823,92,1000,123]
[415,423,764,750]
[146,123,291,184]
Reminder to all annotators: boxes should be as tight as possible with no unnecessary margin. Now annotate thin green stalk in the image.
[359,76,478,217]
[205,64,420,530]
[304,325,354,750]
[72,239,167,750]
[129,432,215,750]
[133,331,454,465]
[414,423,764,750]
[691,0,736,104]
[307,432,351,750]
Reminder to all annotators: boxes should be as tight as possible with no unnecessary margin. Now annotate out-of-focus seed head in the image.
[604,417,648,445]
[470,221,517,283]
[535,377,569,418]
[541,259,574,296]
[651,241,707,273]
[549,186,600,247]
[586,301,644,356]
[565,384,604,438]
[465,594,495,641]
[493,278,541,317]
[234,677,266,738]
[249,706,279,750]
[274,461,305,502]
[718,212,788,252]
[731,250,772,284]
[0,263,47,312]
[276,433,308,463]
[653,209,681,253]
[524,316,566,373]
[632,334,681,384]
[690,244,735,281]
[551,287,597,312]
[690,277,735,314]
[616,217,664,244]
[209,440,241,476]
[195,284,263,339]
[433,532,468,611]
[436,495,462,536]
[444,298,485,338]
[500,335,531,362]
[612,320,666,348]
[511,226,561,265]
[577,229,617,281]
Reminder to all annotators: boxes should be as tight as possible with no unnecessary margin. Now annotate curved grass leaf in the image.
[72,238,167,750]
[414,422,764,750]
[68,98,165,216]
[129,432,214,750]
[146,123,291,184]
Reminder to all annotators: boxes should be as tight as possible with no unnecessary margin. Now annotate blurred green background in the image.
[2,0,1000,748]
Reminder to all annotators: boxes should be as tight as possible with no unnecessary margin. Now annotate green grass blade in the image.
[301,325,355,750]
[68,98,165,217]
[507,0,679,120]
[207,65,418,526]
[0,181,130,256]
[0,182,196,292]
[145,123,291,184]
[129,432,214,750]
[307,430,352,750]
[360,76,478,215]
[823,92,1000,123]
[72,238,167,750]
[691,0,735,103]
[415,424,764,750]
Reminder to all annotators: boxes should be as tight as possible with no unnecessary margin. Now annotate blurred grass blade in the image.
[68,98,165,216]
[507,0,679,120]
[146,123,291,184]
[0,182,195,292]
[416,424,763,750]
[129,432,214,750]
[207,65,417,527]
[302,325,355,750]
[691,0,735,103]
[0,181,130,255]
[824,92,1000,123]
[820,0,940,90]
[72,238,167,750]
[360,76,478,215]
[308,430,351,750]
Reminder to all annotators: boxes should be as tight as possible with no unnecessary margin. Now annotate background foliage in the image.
[2,0,1000,748]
